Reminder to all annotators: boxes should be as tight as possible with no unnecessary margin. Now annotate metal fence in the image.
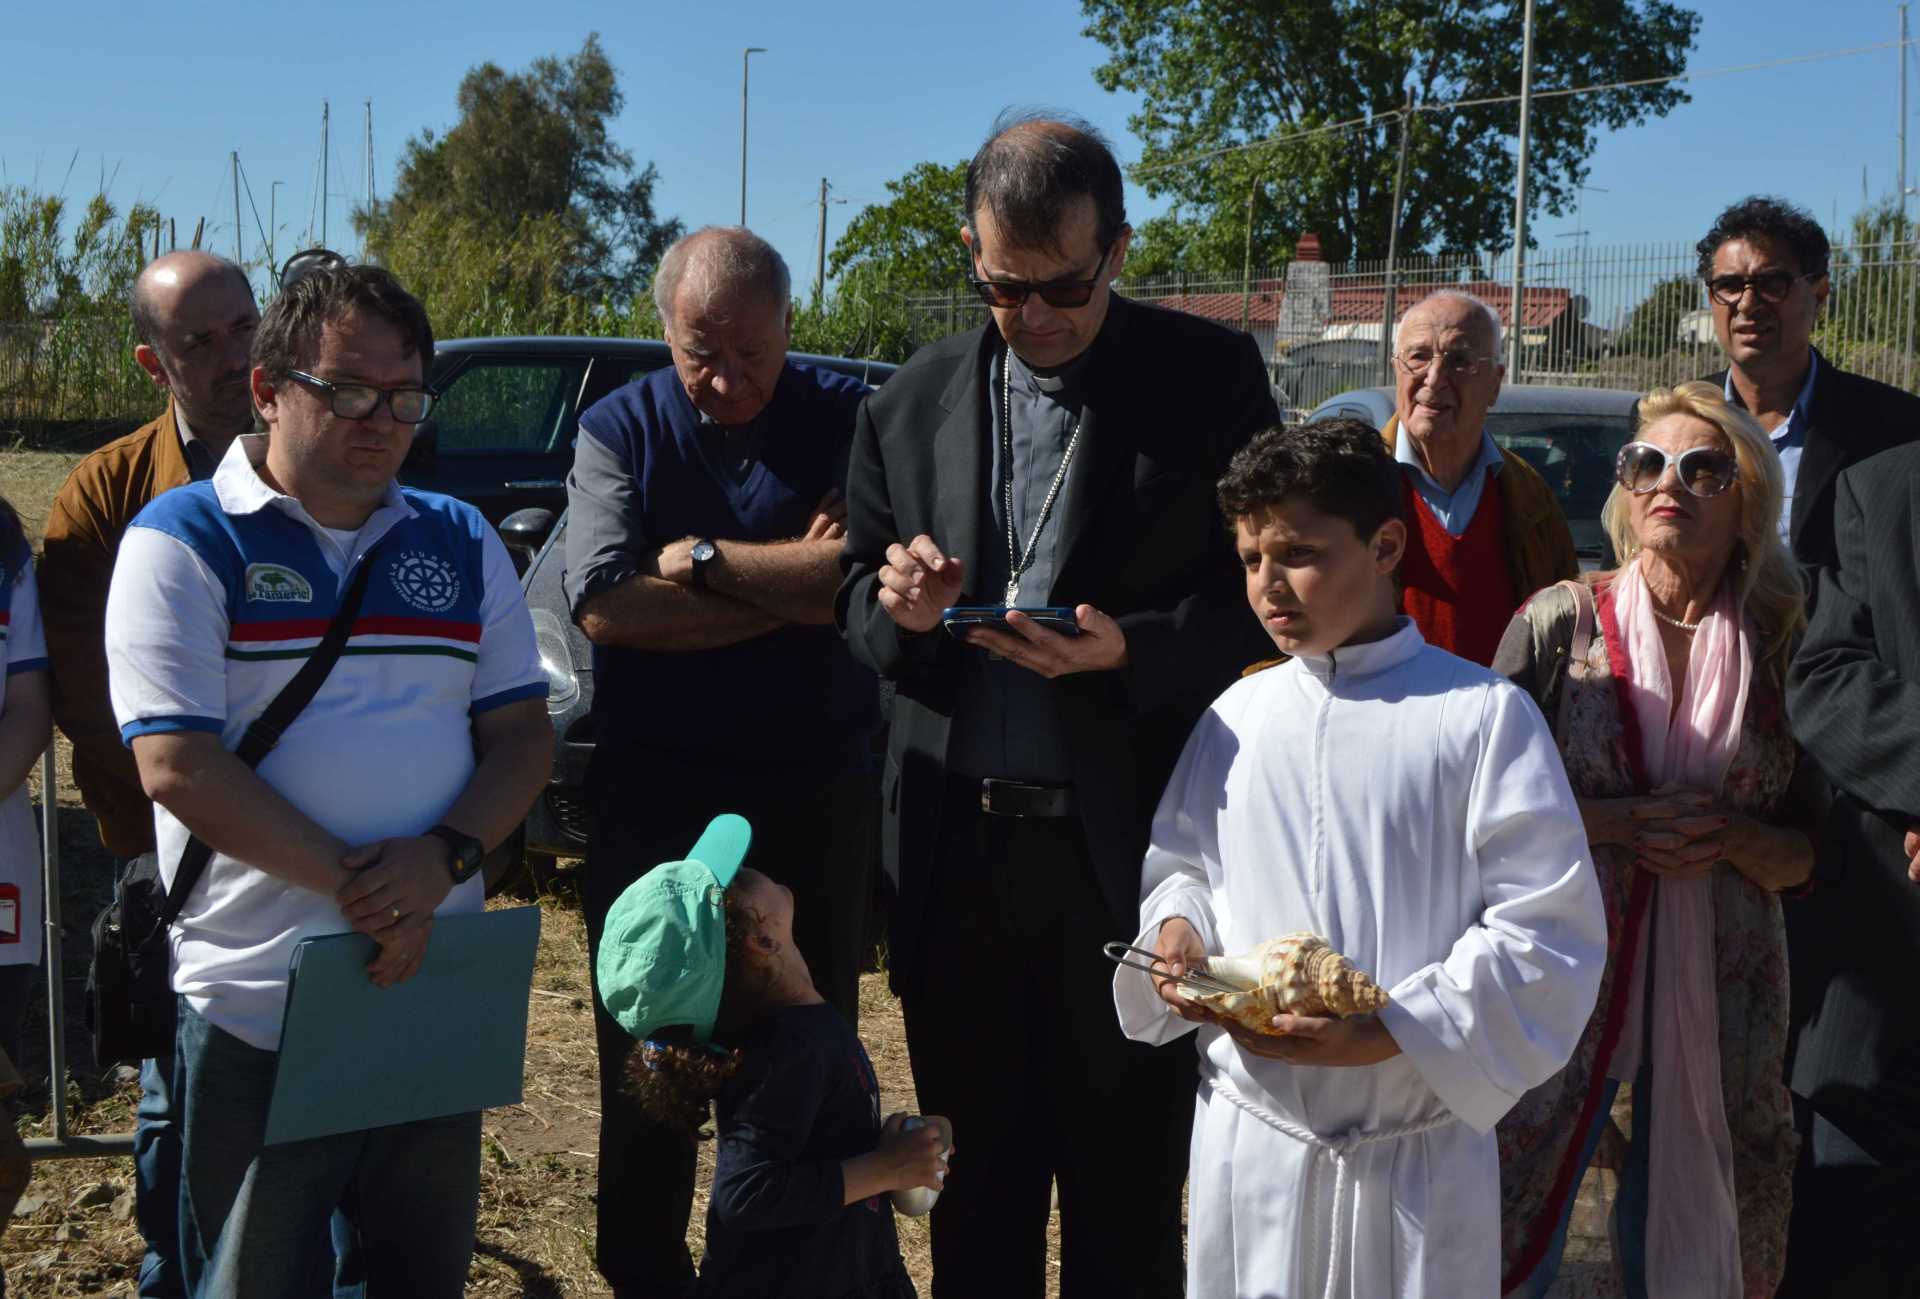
[907,237,1920,414]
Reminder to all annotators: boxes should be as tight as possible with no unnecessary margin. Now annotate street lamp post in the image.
[740,47,767,225]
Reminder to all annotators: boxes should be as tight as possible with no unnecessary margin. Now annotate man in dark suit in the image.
[1697,195,1920,574]
[1784,443,1920,1295]
[836,112,1277,1297]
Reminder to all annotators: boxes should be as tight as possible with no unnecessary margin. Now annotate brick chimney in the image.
[1294,232,1325,263]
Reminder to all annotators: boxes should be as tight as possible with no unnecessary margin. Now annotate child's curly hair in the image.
[623,890,775,1141]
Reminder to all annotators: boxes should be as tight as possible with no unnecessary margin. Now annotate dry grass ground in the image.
[0,442,1610,1297]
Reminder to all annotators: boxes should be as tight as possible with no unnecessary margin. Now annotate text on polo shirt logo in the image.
[390,550,462,613]
[244,563,314,604]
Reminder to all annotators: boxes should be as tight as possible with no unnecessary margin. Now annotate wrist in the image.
[426,824,485,886]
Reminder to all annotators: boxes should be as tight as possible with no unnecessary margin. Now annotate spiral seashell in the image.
[1188,932,1389,1035]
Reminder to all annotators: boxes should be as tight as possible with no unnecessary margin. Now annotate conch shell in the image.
[1189,932,1389,1034]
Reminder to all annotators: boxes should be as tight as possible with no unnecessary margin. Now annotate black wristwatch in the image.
[427,824,486,886]
[690,538,718,589]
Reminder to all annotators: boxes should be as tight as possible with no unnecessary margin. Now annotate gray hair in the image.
[1405,289,1505,364]
[651,226,791,330]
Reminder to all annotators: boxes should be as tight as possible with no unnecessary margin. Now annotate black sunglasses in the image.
[286,370,437,424]
[1615,441,1740,498]
[1704,269,1824,307]
[968,242,1116,310]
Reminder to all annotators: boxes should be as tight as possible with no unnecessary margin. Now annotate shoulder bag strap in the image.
[1553,578,1596,744]
[155,541,386,930]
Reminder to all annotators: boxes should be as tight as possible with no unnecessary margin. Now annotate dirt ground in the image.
[0,443,1613,1297]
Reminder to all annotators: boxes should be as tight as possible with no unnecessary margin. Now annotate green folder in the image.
[264,906,542,1146]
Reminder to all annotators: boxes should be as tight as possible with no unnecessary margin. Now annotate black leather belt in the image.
[976,777,1076,818]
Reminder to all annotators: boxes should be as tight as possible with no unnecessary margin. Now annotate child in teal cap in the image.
[597,813,950,1298]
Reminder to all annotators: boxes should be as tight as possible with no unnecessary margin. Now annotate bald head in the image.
[132,252,252,348]
[131,251,260,442]
[964,111,1126,255]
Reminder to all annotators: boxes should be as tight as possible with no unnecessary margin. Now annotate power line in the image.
[1130,36,1920,181]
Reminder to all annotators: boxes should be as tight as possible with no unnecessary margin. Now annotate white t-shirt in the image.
[105,437,546,1048]
[0,534,48,967]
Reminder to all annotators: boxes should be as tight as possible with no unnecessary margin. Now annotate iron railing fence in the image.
[906,237,1920,413]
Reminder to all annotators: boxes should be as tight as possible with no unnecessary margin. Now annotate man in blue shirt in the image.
[563,225,878,1299]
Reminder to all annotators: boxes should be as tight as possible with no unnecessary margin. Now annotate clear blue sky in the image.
[0,0,1912,309]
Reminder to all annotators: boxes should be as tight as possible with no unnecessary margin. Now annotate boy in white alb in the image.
[1113,419,1606,1298]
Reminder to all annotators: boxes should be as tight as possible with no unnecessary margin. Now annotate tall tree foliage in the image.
[1083,0,1699,269]
[357,34,682,307]
[827,161,971,296]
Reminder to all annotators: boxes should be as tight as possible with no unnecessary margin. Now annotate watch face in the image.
[692,540,718,562]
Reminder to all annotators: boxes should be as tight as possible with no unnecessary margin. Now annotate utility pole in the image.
[1240,171,1261,335]
[1506,0,1538,380]
[321,100,331,249]
[1380,92,1414,385]
[740,48,767,224]
[232,151,243,266]
[816,178,830,305]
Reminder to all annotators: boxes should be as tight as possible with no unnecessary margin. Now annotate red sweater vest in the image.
[1398,475,1519,667]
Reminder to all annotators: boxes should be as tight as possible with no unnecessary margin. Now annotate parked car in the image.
[402,337,894,525]
[1273,339,1388,415]
[1306,384,1642,565]
[491,350,898,890]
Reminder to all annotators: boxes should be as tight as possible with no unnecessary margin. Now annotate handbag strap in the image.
[1553,578,1595,745]
[155,541,386,930]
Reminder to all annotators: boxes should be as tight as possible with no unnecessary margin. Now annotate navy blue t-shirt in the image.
[698,1003,916,1299]
[572,363,879,769]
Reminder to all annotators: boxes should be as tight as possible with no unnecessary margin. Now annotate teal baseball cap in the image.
[596,814,753,1043]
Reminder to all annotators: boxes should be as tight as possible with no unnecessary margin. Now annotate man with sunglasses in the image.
[103,263,552,1296]
[1382,290,1579,666]
[838,111,1277,1297]
[1698,196,1920,573]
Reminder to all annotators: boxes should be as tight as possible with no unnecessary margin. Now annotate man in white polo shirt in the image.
[104,264,552,1298]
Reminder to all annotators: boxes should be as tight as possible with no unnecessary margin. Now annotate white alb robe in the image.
[1114,619,1605,1299]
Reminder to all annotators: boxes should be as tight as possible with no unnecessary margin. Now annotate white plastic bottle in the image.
[890,1116,943,1217]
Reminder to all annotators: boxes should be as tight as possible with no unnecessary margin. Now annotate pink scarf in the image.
[1607,559,1748,1298]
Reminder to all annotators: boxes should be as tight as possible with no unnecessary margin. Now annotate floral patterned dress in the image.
[1493,577,1810,1299]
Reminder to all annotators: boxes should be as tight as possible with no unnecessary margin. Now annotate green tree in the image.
[1615,273,1702,356]
[826,161,971,297]
[1083,0,1699,267]
[357,34,681,304]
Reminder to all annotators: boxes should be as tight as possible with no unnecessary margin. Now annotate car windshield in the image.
[1485,411,1635,559]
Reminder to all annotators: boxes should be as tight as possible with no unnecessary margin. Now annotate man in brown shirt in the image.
[37,249,257,1299]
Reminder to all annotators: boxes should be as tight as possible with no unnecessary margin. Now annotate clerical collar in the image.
[1294,617,1425,683]
[1007,346,1093,398]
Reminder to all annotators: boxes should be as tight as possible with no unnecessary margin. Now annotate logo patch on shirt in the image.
[390,550,462,613]
[244,563,314,604]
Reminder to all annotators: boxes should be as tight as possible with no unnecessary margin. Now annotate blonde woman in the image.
[1493,381,1821,1298]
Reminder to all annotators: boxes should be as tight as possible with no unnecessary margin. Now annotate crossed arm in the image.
[575,492,848,652]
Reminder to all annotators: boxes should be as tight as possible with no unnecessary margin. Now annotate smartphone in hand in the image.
[941,605,1081,638]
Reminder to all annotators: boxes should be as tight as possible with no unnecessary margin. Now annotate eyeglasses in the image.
[1392,348,1498,378]
[1704,270,1824,307]
[286,370,437,424]
[1615,441,1740,498]
[968,242,1116,310]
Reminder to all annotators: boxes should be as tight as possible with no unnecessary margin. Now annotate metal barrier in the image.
[27,744,134,1161]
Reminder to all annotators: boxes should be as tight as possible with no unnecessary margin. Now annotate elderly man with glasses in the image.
[1381,289,1578,665]
[837,111,1277,1297]
[1698,196,1920,577]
